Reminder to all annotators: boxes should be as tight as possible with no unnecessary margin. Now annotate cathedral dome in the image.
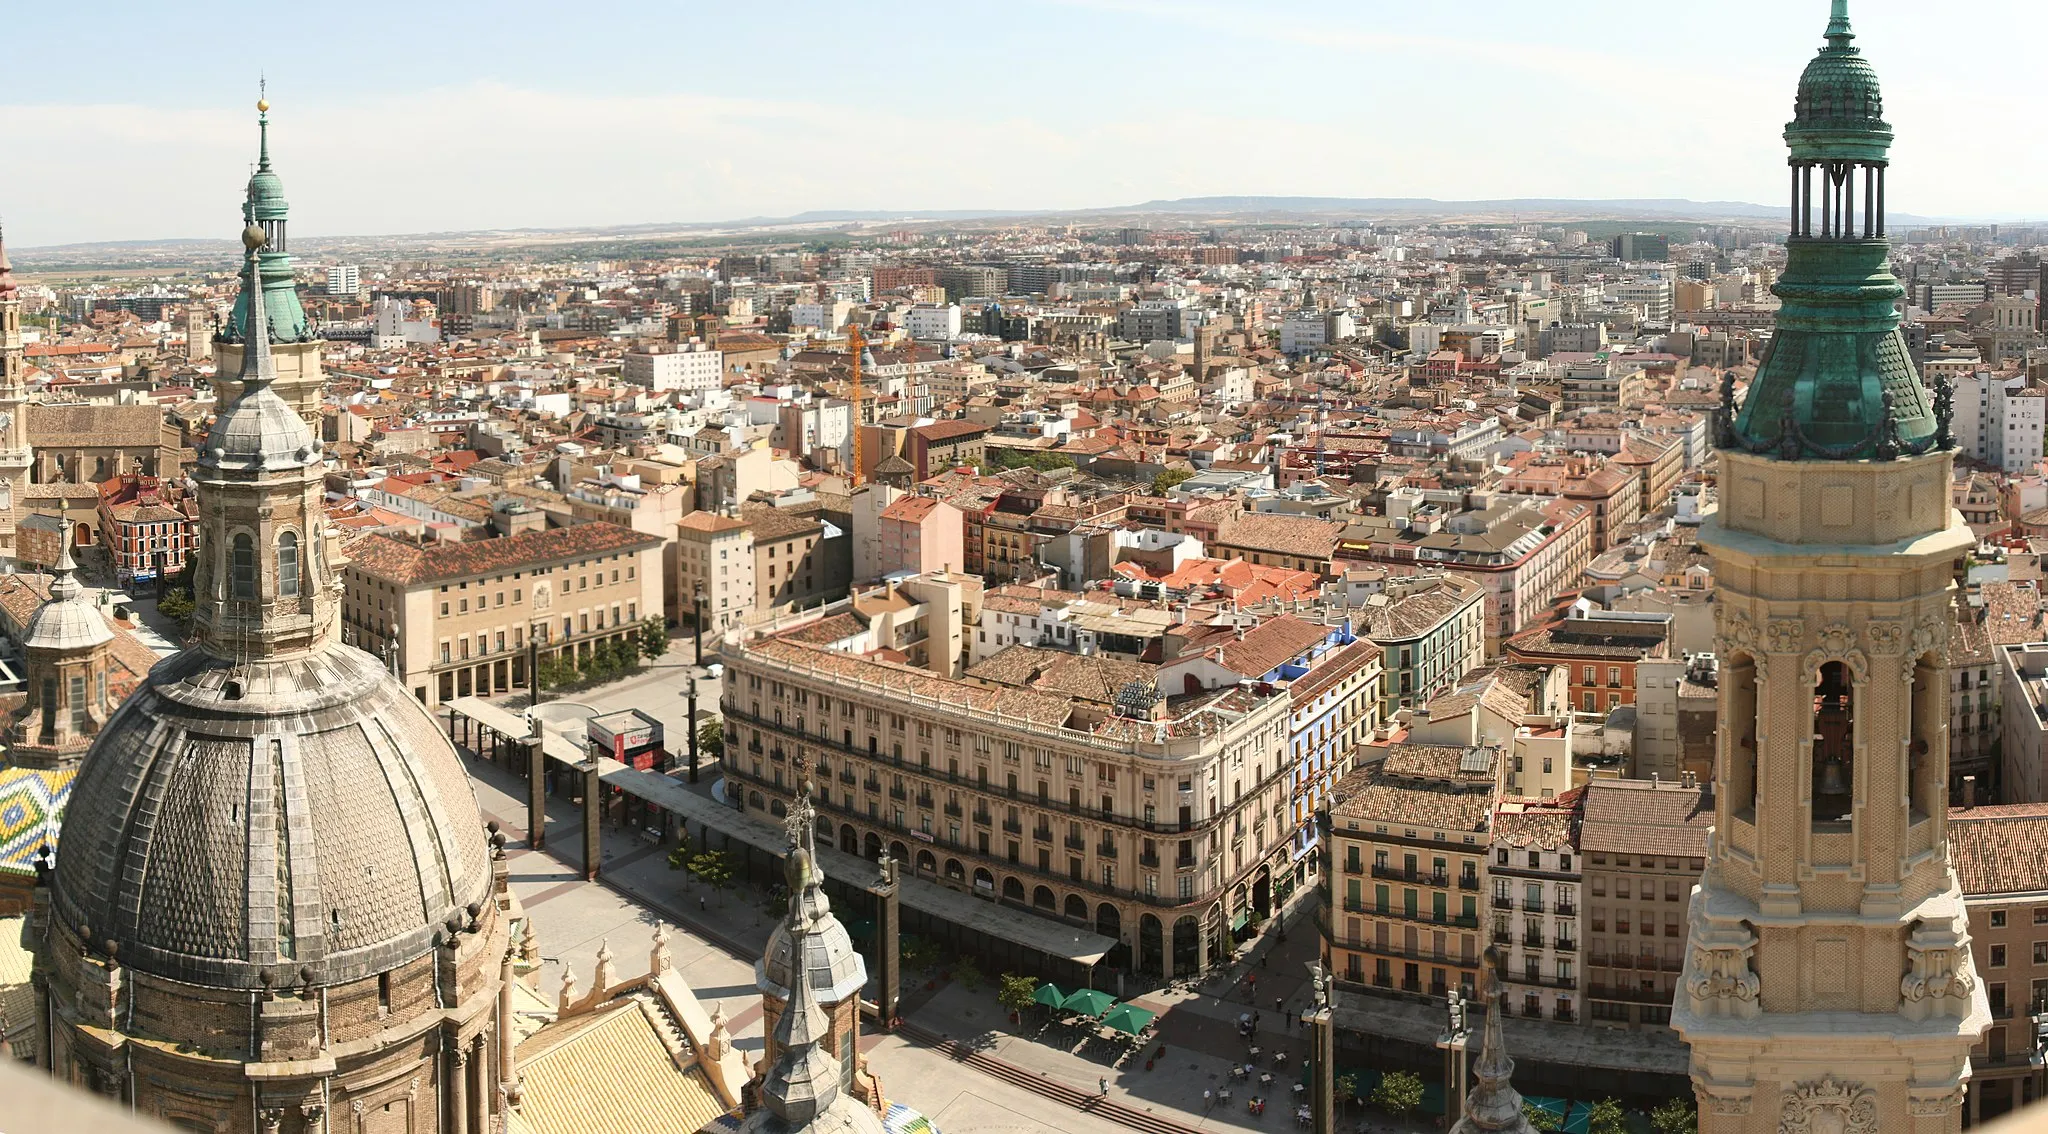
[23,545,112,652]
[1784,0,1892,162]
[50,642,493,988]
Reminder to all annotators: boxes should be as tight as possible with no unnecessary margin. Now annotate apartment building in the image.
[676,510,756,635]
[95,473,194,585]
[623,342,724,394]
[743,501,844,612]
[1357,572,1488,721]
[719,595,1295,978]
[1579,775,1710,1029]
[1506,601,1672,717]
[341,521,665,706]
[1951,803,2048,1124]
[1489,798,1582,1023]
[1953,371,2046,474]
[1327,744,1498,1001]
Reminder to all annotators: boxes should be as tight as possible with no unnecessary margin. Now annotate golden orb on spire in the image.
[243,225,267,251]
[257,97,269,113]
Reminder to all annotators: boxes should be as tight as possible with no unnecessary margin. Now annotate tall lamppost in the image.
[692,582,707,667]
[686,673,701,784]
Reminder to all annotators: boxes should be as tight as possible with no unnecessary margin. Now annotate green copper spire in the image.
[1722,0,1946,462]
[223,87,314,346]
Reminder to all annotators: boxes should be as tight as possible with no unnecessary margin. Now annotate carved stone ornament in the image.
[1779,1076,1878,1134]
[1908,618,1941,660]
[1765,618,1806,654]
[1686,940,1761,1004]
[1901,926,1978,1003]
[1720,608,1760,652]
[258,1109,284,1133]
[1864,621,1903,655]
[1705,1090,1753,1117]
[1815,621,1856,659]
[1907,1090,1963,1118]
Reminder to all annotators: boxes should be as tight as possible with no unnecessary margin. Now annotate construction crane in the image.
[845,321,865,487]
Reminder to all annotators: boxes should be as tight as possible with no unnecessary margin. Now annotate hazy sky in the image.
[1,0,2035,247]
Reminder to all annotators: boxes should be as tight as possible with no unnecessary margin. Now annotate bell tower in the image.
[0,225,30,560]
[1675,3,1989,1128]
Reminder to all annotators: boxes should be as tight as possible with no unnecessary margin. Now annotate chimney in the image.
[1963,774,1978,808]
[1651,772,1660,788]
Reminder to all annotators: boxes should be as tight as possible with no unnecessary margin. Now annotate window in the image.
[1989,944,2006,968]
[1992,910,2008,928]
[277,532,300,597]
[231,534,256,600]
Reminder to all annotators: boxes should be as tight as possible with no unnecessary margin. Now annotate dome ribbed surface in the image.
[52,642,493,988]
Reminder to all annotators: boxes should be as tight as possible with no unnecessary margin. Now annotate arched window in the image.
[231,534,256,600]
[278,531,300,598]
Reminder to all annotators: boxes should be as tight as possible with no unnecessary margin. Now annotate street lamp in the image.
[686,672,700,784]
[692,582,707,667]
[385,622,401,680]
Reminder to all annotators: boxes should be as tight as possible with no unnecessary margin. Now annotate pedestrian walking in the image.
[699,896,707,913]
[1274,996,1282,1013]
[1099,1077,1109,1095]
[1260,953,1268,969]
[1254,1011,1262,1028]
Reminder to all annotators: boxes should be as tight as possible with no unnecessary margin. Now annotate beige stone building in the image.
[1951,803,2048,1123]
[1581,775,1709,1029]
[676,510,756,634]
[342,521,664,706]
[718,596,1295,978]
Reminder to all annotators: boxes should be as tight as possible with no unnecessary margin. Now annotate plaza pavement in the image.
[454,674,1434,1134]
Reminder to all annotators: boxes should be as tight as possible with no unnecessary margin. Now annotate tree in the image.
[663,828,694,871]
[986,448,1077,473]
[1650,1098,1698,1134]
[1334,1072,1359,1117]
[536,653,580,692]
[1151,467,1196,495]
[996,973,1039,1018]
[155,585,194,627]
[637,617,669,661]
[1523,1101,1563,1133]
[1372,1070,1424,1119]
[899,934,940,972]
[1587,1098,1629,1134]
[697,717,724,761]
[953,954,983,991]
[687,850,735,895]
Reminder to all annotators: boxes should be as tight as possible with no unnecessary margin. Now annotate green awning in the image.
[1062,988,1116,1017]
[1230,910,1250,932]
[1101,1003,1157,1035]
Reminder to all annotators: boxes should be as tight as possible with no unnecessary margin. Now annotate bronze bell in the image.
[1820,754,1849,798]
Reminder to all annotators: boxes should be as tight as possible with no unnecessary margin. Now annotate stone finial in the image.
[650,922,672,976]
[519,919,540,966]
[557,968,578,1016]
[592,939,614,994]
[706,1003,731,1061]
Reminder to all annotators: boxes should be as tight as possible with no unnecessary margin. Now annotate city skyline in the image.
[3,0,2042,247]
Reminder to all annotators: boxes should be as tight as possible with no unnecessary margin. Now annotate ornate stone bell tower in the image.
[1675,3,1990,1128]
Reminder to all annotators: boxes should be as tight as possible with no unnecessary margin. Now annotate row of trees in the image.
[1277,1070,1697,1134]
[536,618,670,692]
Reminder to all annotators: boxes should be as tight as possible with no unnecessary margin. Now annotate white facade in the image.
[1612,279,1672,325]
[903,304,963,340]
[327,264,361,296]
[1952,370,2044,473]
[623,343,724,394]
[789,300,852,331]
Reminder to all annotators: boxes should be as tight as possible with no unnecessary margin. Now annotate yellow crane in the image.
[845,321,865,487]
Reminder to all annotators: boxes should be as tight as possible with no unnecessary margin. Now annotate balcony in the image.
[1588,984,1670,1006]
[1001,819,1022,835]
[862,779,882,793]
[1373,865,1449,887]
[1492,895,1514,910]
[1523,934,1544,950]
[1557,903,1578,918]
[1064,835,1086,851]
[1140,853,1160,868]
[972,810,991,826]
[1458,873,1479,891]
[1176,854,1197,869]
[1034,828,1053,843]
[943,802,962,818]
[888,786,908,802]
[1525,899,1546,915]
[1491,930,1511,945]
[838,769,856,786]
[769,748,786,763]
[915,795,934,810]
[1556,939,1578,954]
[1345,858,1365,875]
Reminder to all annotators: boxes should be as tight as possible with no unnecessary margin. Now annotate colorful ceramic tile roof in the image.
[0,767,72,877]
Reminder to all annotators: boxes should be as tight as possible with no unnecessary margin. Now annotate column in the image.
[469,1034,487,1134]
[582,762,601,882]
[872,857,902,1026]
[448,1043,469,1134]
[527,736,547,851]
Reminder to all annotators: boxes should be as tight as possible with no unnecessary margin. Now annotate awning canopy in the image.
[599,767,1117,967]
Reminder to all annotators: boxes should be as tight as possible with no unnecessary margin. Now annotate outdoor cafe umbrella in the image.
[1062,988,1117,1017]
[1032,983,1068,1009]
[1101,1002,1157,1035]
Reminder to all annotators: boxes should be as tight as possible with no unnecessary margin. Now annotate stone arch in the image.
[1171,915,1201,976]
[864,832,883,860]
[916,849,936,874]
[889,840,909,866]
[1001,876,1025,903]
[1064,894,1088,921]
[944,857,965,881]
[1033,885,1057,911]
[1096,903,1121,939]
[840,824,858,855]
[770,799,787,818]
[748,791,765,812]
[1139,914,1163,976]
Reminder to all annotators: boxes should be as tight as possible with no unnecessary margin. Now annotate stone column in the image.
[447,1041,469,1134]
[582,761,601,882]
[871,854,901,1026]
